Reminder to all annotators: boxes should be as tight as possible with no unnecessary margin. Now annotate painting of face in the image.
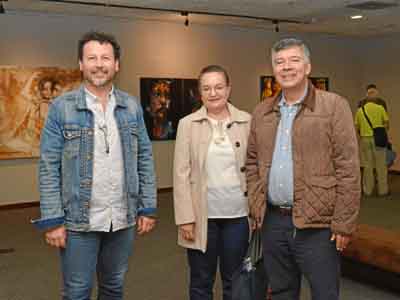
[39,80,53,101]
[140,78,200,140]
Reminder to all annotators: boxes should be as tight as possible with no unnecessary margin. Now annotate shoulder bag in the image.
[361,105,388,148]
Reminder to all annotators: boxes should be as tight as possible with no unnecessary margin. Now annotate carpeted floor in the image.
[357,173,400,231]
[1,175,400,300]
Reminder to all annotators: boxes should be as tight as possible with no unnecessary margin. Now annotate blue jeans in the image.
[187,217,249,300]
[60,226,135,300]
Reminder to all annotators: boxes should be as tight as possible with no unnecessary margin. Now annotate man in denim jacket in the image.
[33,31,157,300]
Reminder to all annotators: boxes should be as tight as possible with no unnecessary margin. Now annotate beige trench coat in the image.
[173,103,251,252]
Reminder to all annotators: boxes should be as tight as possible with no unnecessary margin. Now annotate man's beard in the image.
[85,69,115,88]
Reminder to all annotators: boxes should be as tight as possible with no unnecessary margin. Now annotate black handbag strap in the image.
[361,105,374,130]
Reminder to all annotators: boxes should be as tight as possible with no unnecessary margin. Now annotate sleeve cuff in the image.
[31,216,65,230]
[137,207,157,217]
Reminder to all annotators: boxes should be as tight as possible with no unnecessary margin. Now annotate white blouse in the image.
[206,117,248,218]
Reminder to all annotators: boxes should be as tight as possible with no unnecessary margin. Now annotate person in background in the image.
[358,84,388,111]
[246,38,360,300]
[355,97,389,196]
[33,31,157,300]
[173,65,251,300]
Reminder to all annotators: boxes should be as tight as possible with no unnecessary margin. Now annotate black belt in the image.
[268,204,293,216]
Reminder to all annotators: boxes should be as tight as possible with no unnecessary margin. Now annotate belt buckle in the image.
[279,205,291,210]
[278,206,292,216]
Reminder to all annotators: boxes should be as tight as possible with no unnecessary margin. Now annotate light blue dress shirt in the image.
[268,88,307,207]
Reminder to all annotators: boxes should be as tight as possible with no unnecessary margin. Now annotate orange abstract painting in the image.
[0,67,81,159]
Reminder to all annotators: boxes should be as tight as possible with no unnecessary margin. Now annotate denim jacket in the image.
[33,85,157,231]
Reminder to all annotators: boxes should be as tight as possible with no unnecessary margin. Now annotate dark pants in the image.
[262,209,340,300]
[187,217,249,300]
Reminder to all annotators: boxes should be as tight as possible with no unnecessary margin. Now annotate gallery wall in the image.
[0,12,395,205]
[356,35,400,147]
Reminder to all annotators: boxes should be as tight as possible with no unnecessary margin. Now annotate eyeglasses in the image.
[98,124,110,154]
[200,85,227,95]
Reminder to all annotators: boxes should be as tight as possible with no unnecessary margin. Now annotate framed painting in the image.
[310,77,329,91]
[140,78,200,140]
[0,66,81,159]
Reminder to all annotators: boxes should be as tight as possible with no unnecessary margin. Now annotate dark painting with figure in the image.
[260,76,281,101]
[140,78,200,140]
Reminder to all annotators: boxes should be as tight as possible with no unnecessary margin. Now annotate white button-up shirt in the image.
[85,87,128,232]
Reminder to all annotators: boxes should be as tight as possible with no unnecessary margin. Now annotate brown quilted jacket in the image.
[246,83,361,235]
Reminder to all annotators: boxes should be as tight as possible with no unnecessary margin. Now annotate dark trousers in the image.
[262,209,340,300]
[187,217,249,300]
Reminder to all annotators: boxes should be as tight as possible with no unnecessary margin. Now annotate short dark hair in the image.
[271,38,311,63]
[198,65,230,87]
[78,31,121,61]
[366,84,377,91]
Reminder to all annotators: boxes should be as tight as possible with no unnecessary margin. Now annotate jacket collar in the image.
[191,102,248,123]
[261,80,316,115]
[76,84,128,110]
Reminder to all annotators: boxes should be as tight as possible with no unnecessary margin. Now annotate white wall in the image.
[0,13,369,205]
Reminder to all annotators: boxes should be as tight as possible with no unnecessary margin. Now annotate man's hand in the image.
[137,216,156,235]
[330,233,350,252]
[45,225,67,248]
[179,223,195,241]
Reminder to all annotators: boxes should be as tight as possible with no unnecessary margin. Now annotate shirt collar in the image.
[279,82,308,107]
[192,102,249,123]
[85,86,115,106]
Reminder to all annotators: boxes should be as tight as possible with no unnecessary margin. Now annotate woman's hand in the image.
[179,223,195,241]
[250,218,262,230]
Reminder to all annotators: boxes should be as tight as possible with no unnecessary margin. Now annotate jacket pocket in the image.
[307,176,336,217]
[62,126,81,159]
[309,176,336,188]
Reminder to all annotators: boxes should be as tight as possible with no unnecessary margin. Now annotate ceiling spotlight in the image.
[273,20,279,33]
[350,15,363,20]
[181,11,189,27]
[0,2,5,14]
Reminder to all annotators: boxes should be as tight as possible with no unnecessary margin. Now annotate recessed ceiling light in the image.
[351,15,363,20]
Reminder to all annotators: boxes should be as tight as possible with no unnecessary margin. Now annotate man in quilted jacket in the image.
[246,38,361,300]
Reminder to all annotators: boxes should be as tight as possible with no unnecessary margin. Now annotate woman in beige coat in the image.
[173,65,251,300]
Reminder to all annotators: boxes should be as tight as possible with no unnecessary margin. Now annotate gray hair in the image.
[271,38,311,64]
